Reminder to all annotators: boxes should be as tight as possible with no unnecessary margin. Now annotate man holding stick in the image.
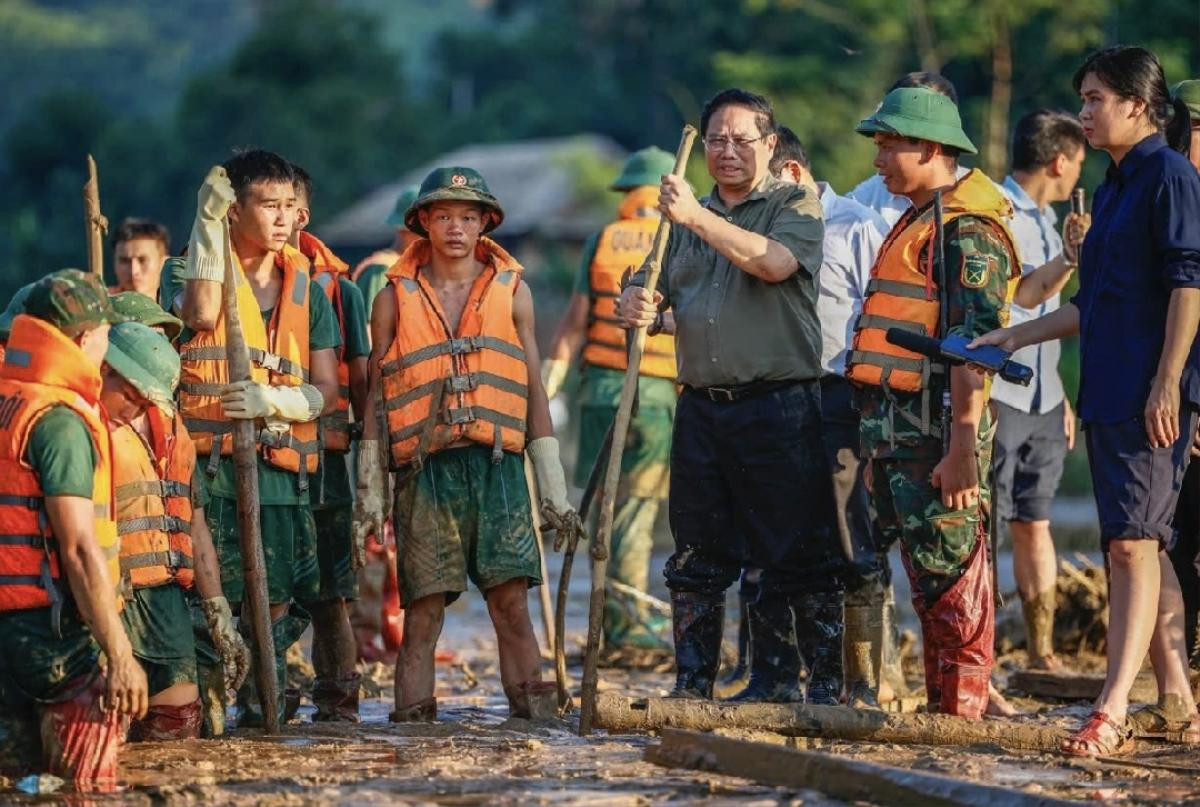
[617,89,846,702]
[176,150,340,726]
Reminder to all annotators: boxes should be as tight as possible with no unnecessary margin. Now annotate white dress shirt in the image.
[990,175,1065,414]
[815,182,889,376]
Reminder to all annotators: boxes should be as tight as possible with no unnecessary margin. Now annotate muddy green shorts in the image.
[207,497,320,605]
[121,583,198,695]
[393,445,542,604]
[310,503,358,602]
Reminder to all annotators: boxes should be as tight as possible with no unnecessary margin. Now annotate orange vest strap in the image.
[380,336,527,377]
[115,479,191,501]
[119,549,193,575]
[117,515,190,537]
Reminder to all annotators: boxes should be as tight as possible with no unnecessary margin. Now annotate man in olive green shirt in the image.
[617,89,847,703]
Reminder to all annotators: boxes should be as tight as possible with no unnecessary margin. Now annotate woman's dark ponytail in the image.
[1166,96,1192,155]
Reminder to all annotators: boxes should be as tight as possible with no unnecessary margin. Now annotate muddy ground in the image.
[7,551,1200,805]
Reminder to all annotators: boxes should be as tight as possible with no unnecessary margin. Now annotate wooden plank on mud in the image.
[1009,670,1157,702]
[646,728,1075,807]
[596,692,1067,753]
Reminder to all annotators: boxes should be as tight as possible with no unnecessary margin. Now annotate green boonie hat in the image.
[856,87,978,155]
[109,292,183,341]
[384,185,420,229]
[23,269,122,337]
[0,282,37,341]
[1173,80,1200,121]
[105,321,180,416]
[611,147,676,191]
[405,167,504,237]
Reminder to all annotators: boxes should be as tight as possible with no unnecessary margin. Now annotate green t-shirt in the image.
[25,406,97,497]
[313,277,370,507]
[355,263,390,319]
[205,279,341,505]
[572,233,601,295]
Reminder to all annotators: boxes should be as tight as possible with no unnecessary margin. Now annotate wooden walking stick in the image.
[578,124,696,735]
[220,219,280,733]
[83,155,107,278]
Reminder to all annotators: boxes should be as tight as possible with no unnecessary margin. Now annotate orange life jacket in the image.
[380,237,529,469]
[112,407,195,591]
[177,245,321,488]
[300,231,354,454]
[0,315,120,614]
[846,169,1019,394]
[582,187,677,379]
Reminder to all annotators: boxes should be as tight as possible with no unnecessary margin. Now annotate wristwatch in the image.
[647,311,664,336]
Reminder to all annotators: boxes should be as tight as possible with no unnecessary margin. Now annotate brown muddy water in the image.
[6,551,1200,805]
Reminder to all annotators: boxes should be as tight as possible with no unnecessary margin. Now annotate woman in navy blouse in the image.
[975,45,1200,756]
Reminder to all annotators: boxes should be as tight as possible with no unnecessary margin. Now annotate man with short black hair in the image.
[993,109,1087,672]
[617,89,847,703]
[112,217,171,300]
[848,73,968,227]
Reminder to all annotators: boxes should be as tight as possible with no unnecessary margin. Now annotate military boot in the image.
[669,590,725,699]
[726,593,804,703]
[843,602,884,709]
[794,590,845,705]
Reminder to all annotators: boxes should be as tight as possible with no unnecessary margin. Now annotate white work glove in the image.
[185,166,237,283]
[527,437,582,542]
[220,380,323,422]
[201,596,250,699]
[351,438,385,571]
[541,358,569,400]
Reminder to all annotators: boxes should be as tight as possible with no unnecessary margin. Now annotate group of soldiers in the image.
[1,42,1199,788]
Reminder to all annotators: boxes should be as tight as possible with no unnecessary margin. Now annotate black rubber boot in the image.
[726,594,804,703]
[793,590,845,705]
[669,590,725,699]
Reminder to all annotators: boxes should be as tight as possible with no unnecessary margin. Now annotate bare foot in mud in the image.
[985,682,1018,717]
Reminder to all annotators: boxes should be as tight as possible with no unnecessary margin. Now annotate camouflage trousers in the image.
[586,494,664,646]
[870,447,990,604]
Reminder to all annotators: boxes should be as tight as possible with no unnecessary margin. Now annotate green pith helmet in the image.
[611,146,676,191]
[105,321,180,416]
[109,292,183,341]
[856,87,978,155]
[1173,80,1200,121]
[0,282,37,341]
[405,167,504,237]
[23,269,123,337]
[385,185,420,229]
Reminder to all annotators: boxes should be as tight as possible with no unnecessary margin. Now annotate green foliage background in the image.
[0,0,1197,495]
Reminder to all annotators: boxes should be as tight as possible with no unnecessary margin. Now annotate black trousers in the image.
[1170,459,1200,667]
[665,380,847,598]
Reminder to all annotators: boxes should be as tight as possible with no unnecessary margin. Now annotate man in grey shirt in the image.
[617,89,847,703]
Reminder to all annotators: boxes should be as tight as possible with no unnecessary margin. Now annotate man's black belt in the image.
[688,379,799,403]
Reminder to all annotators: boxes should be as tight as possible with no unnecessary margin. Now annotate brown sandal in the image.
[1061,711,1134,757]
[1128,696,1200,744]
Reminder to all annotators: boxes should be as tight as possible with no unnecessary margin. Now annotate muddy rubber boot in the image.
[843,603,883,709]
[504,680,559,720]
[389,697,437,722]
[669,590,725,699]
[1021,589,1058,669]
[793,591,844,705]
[199,666,226,737]
[726,594,803,703]
[880,589,909,698]
[312,673,362,723]
[718,591,752,688]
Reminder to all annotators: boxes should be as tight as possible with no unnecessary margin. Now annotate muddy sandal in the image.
[1128,696,1200,744]
[1061,711,1134,757]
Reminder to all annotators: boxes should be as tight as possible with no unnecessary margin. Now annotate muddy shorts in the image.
[207,497,320,605]
[992,401,1067,523]
[1086,410,1198,549]
[393,445,541,604]
[310,503,358,602]
[121,584,198,696]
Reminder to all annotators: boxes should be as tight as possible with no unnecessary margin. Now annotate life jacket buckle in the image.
[257,352,284,373]
[447,337,479,356]
[448,373,478,394]
[444,406,477,426]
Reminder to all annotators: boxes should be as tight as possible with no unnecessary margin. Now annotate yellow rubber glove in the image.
[351,438,385,571]
[185,166,236,283]
[221,381,323,422]
[541,358,569,400]
[201,595,250,699]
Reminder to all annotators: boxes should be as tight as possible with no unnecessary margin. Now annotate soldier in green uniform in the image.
[846,88,1018,718]
[543,147,678,651]
[352,185,421,314]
